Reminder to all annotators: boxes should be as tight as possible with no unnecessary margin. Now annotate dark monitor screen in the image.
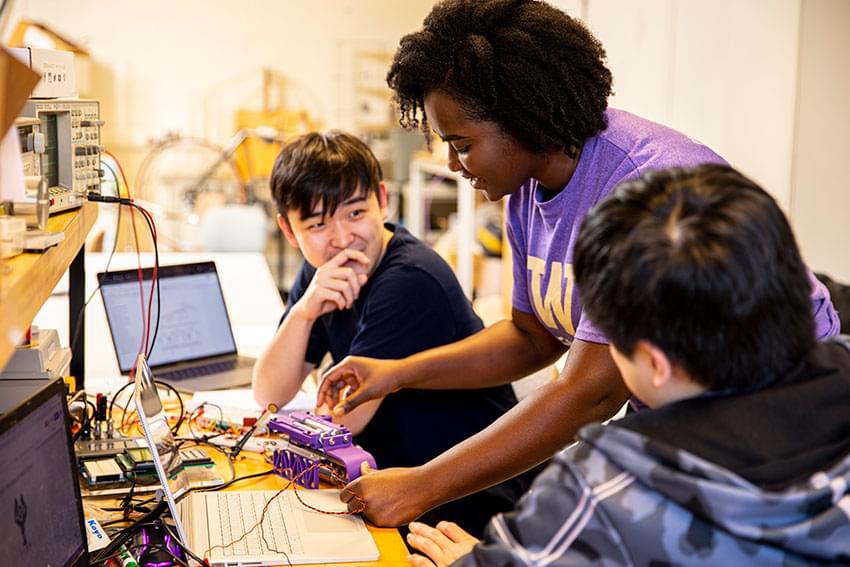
[43,112,60,188]
[0,379,87,566]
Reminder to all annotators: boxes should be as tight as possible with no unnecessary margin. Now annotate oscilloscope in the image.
[19,98,103,214]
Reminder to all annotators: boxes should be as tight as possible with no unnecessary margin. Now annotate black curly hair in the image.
[574,165,815,392]
[270,131,382,221]
[386,0,613,158]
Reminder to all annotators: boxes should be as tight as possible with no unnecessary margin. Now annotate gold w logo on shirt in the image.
[527,257,576,335]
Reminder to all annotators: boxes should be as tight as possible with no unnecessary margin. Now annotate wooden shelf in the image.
[0,203,97,370]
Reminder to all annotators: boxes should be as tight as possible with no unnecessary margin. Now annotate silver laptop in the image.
[133,354,379,566]
[99,261,255,392]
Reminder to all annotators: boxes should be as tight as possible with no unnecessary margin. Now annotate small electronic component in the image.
[179,448,214,467]
[268,412,376,489]
[81,458,125,485]
[75,436,146,460]
[116,447,213,475]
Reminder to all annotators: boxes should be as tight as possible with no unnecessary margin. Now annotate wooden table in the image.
[85,411,409,567]
[0,203,97,373]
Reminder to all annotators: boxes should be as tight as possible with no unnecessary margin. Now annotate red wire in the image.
[129,205,146,363]
[202,463,366,561]
[101,150,145,371]
[134,204,158,354]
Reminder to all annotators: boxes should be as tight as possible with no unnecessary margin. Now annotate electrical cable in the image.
[186,402,227,442]
[89,500,168,565]
[68,161,123,357]
[129,202,161,357]
[194,468,275,493]
[159,520,207,567]
[108,378,185,435]
[97,199,161,372]
[99,154,150,369]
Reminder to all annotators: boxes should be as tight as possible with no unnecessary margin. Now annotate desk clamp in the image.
[268,412,376,489]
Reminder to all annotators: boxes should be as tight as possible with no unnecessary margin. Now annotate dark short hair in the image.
[270,131,383,220]
[573,164,815,392]
[386,0,613,158]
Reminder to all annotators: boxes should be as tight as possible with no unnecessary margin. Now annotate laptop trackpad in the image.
[156,363,253,393]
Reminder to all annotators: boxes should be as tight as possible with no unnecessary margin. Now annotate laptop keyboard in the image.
[213,492,304,557]
[155,358,253,380]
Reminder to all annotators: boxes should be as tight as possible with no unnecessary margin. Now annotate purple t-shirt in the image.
[507,108,840,346]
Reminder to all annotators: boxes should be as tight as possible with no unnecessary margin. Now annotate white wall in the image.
[7,0,847,280]
[582,0,801,208]
[555,0,849,280]
[4,0,433,148]
[791,0,850,282]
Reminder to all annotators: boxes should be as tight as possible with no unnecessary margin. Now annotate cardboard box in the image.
[0,48,40,201]
[0,48,40,133]
[9,46,76,98]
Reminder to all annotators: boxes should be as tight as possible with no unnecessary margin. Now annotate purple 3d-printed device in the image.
[268,412,376,489]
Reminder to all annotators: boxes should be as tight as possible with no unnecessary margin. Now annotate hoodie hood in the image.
[580,423,850,562]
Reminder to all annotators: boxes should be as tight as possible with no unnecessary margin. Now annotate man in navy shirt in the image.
[253,131,535,536]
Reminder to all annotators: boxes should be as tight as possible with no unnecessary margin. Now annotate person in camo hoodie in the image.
[405,164,850,566]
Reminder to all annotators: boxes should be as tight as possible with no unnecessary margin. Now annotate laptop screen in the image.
[0,379,88,567]
[99,262,238,372]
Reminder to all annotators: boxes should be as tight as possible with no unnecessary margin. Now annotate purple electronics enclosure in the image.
[268,412,376,489]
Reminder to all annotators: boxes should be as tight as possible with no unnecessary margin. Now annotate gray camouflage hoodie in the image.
[456,339,850,566]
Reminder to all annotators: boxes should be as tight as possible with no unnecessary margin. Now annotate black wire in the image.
[89,500,168,565]
[194,468,275,492]
[186,402,227,442]
[69,393,97,441]
[156,380,186,433]
[128,202,161,358]
[85,399,97,425]
[72,393,91,441]
[159,521,206,566]
[108,379,185,435]
[107,380,133,422]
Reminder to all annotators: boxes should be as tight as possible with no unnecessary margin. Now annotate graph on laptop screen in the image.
[99,262,238,372]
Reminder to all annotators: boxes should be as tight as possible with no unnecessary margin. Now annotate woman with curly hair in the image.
[319,0,839,538]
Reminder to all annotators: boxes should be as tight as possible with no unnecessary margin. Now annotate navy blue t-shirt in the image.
[284,223,517,467]
[283,224,536,536]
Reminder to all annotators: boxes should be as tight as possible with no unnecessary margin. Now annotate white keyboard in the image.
[207,491,304,557]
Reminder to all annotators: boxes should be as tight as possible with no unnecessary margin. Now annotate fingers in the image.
[319,360,361,397]
[335,388,368,416]
[337,248,371,272]
[311,249,372,311]
[318,361,366,412]
[331,249,371,292]
[435,521,475,544]
[406,533,446,561]
[329,248,370,269]
[314,283,349,311]
[409,522,454,545]
[360,460,374,476]
[406,525,453,566]
[340,478,360,504]
[315,268,358,308]
[408,522,477,566]
[407,554,437,567]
